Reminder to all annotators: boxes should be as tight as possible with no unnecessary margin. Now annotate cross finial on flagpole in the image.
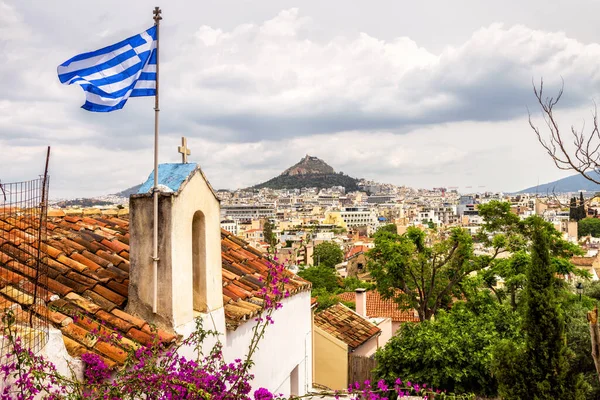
[153,7,162,23]
[178,137,191,163]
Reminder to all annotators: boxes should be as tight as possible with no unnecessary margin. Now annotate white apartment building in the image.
[220,219,239,236]
[220,205,275,221]
[340,207,379,228]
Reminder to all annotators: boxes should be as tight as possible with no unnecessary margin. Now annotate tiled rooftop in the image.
[220,229,311,329]
[0,213,310,366]
[314,303,380,350]
[337,290,419,323]
[571,256,596,267]
[345,245,368,260]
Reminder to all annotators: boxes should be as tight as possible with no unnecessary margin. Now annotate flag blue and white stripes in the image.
[57,26,157,112]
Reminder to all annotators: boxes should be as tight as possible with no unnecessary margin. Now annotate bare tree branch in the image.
[531,78,600,184]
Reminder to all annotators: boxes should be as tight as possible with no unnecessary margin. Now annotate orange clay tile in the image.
[80,250,112,268]
[93,341,128,363]
[95,250,127,267]
[100,239,129,254]
[65,292,101,315]
[92,285,126,306]
[126,327,154,346]
[61,323,97,348]
[141,324,178,344]
[0,266,26,285]
[83,291,118,313]
[111,309,147,330]
[5,260,37,280]
[106,280,128,297]
[45,278,73,296]
[314,303,381,350]
[57,255,88,273]
[62,335,87,357]
[70,253,102,271]
[19,280,54,302]
[95,309,133,332]
[32,304,72,327]
[60,238,87,253]
[45,258,71,274]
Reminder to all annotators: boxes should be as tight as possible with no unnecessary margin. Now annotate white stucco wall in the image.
[173,292,312,396]
[374,318,393,349]
[353,334,380,357]
[224,291,312,396]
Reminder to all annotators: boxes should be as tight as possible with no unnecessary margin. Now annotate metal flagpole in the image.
[152,6,162,314]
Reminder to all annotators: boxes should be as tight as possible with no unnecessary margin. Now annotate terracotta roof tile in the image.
[83,291,118,313]
[94,341,128,363]
[70,253,102,271]
[314,303,381,349]
[61,322,97,348]
[337,291,419,323]
[92,285,126,307]
[127,327,155,346]
[571,256,596,266]
[1,215,311,367]
[111,309,146,330]
[95,309,133,332]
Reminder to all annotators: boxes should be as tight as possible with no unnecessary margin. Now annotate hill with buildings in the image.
[114,184,142,197]
[518,172,600,194]
[252,155,360,191]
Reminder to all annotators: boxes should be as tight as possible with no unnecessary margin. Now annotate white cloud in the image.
[0,2,598,197]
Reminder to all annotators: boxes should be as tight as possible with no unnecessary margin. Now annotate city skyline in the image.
[3,1,600,198]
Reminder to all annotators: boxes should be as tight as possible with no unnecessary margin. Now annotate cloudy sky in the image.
[3,0,600,198]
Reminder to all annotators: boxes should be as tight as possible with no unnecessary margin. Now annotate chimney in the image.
[355,288,367,317]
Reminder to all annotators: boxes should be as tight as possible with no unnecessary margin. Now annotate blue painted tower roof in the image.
[138,163,198,194]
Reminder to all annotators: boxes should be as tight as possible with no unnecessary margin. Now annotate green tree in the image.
[493,217,587,400]
[262,219,277,251]
[311,288,355,312]
[313,241,343,268]
[374,291,520,397]
[570,197,578,220]
[477,201,584,310]
[580,191,587,220]
[578,217,600,237]
[342,276,376,292]
[377,224,397,235]
[297,264,340,292]
[368,226,480,321]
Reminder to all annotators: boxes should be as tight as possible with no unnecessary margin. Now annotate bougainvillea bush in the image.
[0,260,472,400]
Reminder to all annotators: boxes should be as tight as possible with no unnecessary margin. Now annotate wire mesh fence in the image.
[0,173,50,362]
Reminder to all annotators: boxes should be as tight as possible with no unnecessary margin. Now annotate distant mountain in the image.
[114,183,142,197]
[252,155,360,191]
[518,172,600,194]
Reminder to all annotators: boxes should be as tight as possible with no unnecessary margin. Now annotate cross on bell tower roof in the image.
[178,136,191,163]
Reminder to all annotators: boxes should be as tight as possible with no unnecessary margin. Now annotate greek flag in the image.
[57,26,157,112]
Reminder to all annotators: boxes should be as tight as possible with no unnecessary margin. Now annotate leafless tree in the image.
[530,78,600,185]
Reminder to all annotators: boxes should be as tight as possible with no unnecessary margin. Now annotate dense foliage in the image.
[368,226,480,321]
[313,241,344,268]
[579,217,600,237]
[372,204,597,398]
[477,201,584,310]
[375,291,520,396]
[492,217,587,400]
[570,193,587,222]
[297,264,340,292]
[262,219,277,250]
